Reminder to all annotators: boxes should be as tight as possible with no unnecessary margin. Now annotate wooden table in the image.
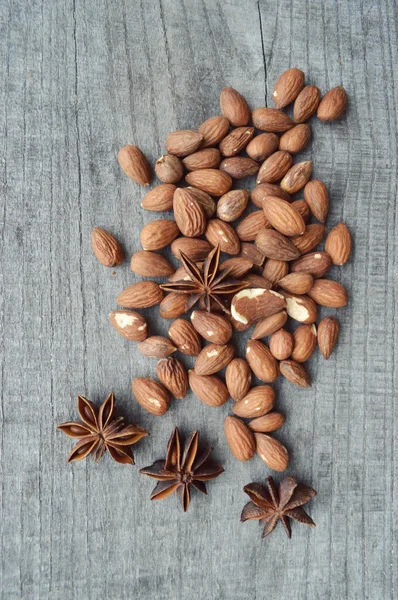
[1,1,396,598]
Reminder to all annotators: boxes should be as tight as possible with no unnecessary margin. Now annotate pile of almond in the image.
[92,68,351,472]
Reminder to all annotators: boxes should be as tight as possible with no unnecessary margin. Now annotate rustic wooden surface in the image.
[0,0,397,598]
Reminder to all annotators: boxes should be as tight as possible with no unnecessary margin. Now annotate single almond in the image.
[217,190,249,222]
[248,412,285,433]
[198,116,230,147]
[231,288,285,326]
[183,148,221,171]
[317,316,340,359]
[325,223,352,265]
[155,154,184,183]
[255,228,300,261]
[186,187,216,217]
[278,272,314,294]
[236,211,269,242]
[91,227,124,267]
[292,223,326,255]
[244,274,272,289]
[194,343,234,376]
[220,87,251,126]
[280,161,312,194]
[272,68,305,108]
[168,318,201,356]
[252,108,295,132]
[279,360,311,387]
[225,358,252,401]
[224,416,256,461]
[189,370,229,407]
[256,151,293,184]
[170,237,213,261]
[173,188,206,237]
[159,292,187,319]
[219,127,254,157]
[109,310,148,342]
[254,433,289,471]
[240,242,266,266]
[262,195,305,236]
[220,157,259,179]
[246,339,279,382]
[132,377,170,416]
[304,179,329,222]
[205,219,240,255]
[294,85,321,123]
[232,385,275,418]
[219,257,253,278]
[269,328,293,360]
[307,279,348,307]
[117,281,164,308]
[291,200,311,224]
[141,184,176,211]
[283,292,318,323]
[191,311,233,345]
[130,250,175,277]
[246,133,279,162]
[317,86,348,122]
[137,336,176,358]
[156,357,188,399]
[118,144,151,186]
[291,324,317,362]
[165,129,203,157]
[251,183,291,207]
[262,259,289,286]
[279,124,311,154]
[186,169,232,197]
[140,219,180,251]
[291,251,332,278]
[251,310,288,339]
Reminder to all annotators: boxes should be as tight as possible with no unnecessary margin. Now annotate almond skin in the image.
[173,188,206,237]
[318,316,340,359]
[251,183,291,207]
[191,310,232,345]
[141,184,176,211]
[269,328,293,360]
[156,357,188,399]
[220,87,251,126]
[224,416,256,461]
[109,310,148,342]
[278,272,314,295]
[189,370,229,407]
[159,293,187,319]
[205,219,240,255]
[130,250,175,277]
[317,86,348,121]
[220,157,259,179]
[217,190,249,222]
[308,279,348,307]
[198,116,230,147]
[294,85,321,123]
[170,238,213,261]
[246,133,279,161]
[241,243,266,266]
[186,187,216,217]
[252,108,295,132]
[272,68,305,108]
[292,224,326,255]
[219,126,254,157]
[232,385,275,418]
[140,219,180,251]
[283,292,318,324]
[155,154,184,183]
[165,129,203,157]
[194,343,234,376]
[244,274,272,289]
[256,151,293,184]
[254,433,289,471]
[168,318,201,356]
[231,288,286,326]
[236,211,268,242]
[219,257,253,278]
[279,360,311,387]
[279,124,311,154]
[251,310,288,339]
[225,358,252,401]
[291,200,311,224]
[248,412,285,433]
[137,336,176,358]
[262,195,305,236]
[291,251,332,278]
[182,148,221,171]
[185,169,232,197]
[262,259,289,286]
[255,228,300,261]
[246,339,279,382]
[132,377,170,416]
[291,324,317,362]
[304,179,329,222]
[280,161,313,194]
[117,281,164,308]
[118,144,151,186]
[325,223,352,265]
[91,227,124,267]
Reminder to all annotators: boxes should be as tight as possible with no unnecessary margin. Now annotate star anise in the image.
[160,245,248,313]
[57,393,148,465]
[140,426,224,511]
[241,475,317,538]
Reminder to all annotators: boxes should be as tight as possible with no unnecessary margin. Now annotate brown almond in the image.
[279,360,311,387]
[232,385,275,418]
[246,339,279,382]
[231,288,285,326]
[262,259,289,287]
[109,310,148,342]
[291,199,311,224]
[280,161,313,194]
[317,86,348,122]
[304,179,329,222]
[156,357,188,399]
[130,250,175,277]
[183,148,221,171]
[194,343,234,376]
[251,310,288,339]
[220,87,251,126]
[198,116,230,147]
[219,157,259,179]
[291,251,332,278]
[279,124,311,154]
[255,228,300,261]
[118,144,151,186]
[141,184,176,211]
[254,433,289,471]
[91,227,124,267]
[294,85,321,123]
[168,262,202,282]
[159,293,187,319]
[251,183,291,208]
[246,133,279,162]
[224,416,256,461]
[292,223,326,255]
[236,211,269,242]
[217,190,249,222]
[252,108,295,132]
[165,129,203,157]
[189,370,229,407]
[325,223,352,265]
[186,187,216,217]
[225,358,252,401]
[173,188,206,237]
[219,257,253,278]
[308,279,348,307]
[291,324,317,362]
[168,318,201,356]
[191,311,233,345]
[248,412,285,433]
[137,336,176,358]
[132,377,170,416]
[219,127,254,157]
[240,242,266,266]
[205,219,240,255]
[185,169,232,197]
[117,281,163,308]
[278,272,314,294]
[256,151,293,184]
[244,274,272,289]
[283,292,318,323]
[269,329,293,360]
[155,154,184,183]
[272,68,305,108]
[262,196,305,237]
[171,237,213,261]
[318,316,340,359]
[229,314,252,332]
[140,219,180,251]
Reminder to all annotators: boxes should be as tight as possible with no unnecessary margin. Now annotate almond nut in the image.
[219,127,254,157]
[248,412,285,433]
[173,188,206,237]
[217,190,249,222]
[325,223,352,265]
[240,242,266,266]
[156,357,188,399]
[246,339,279,382]
[165,129,203,157]
[186,187,217,217]
[189,370,229,407]
[244,274,272,289]
[291,324,317,362]
[256,151,293,184]
[252,108,295,132]
[251,310,288,339]
[155,154,184,183]
[132,377,171,416]
[191,310,233,345]
[198,116,230,147]
[236,211,269,242]
[279,360,311,387]
[182,148,221,171]
[159,292,187,319]
[185,169,232,197]
[304,179,329,222]
[168,318,201,356]
[130,250,175,277]
[232,385,275,418]
[294,85,321,123]
[246,133,279,161]
[255,228,300,261]
[140,219,180,251]
[272,68,305,108]
[170,237,213,261]
[224,416,256,461]
[117,281,164,308]
[137,336,176,358]
[262,195,305,236]
[280,161,312,194]
[317,316,340,359]
[262,259,289,286]
[279,123,311,154]
[220,87,251,126]
[292,223,326,255]
[283,292,318,323]
[141,184,176,211]
[118,144,151,186]
[251,183,291,207]
[231,289,285,326]
[194,343,234,375]
[205,219,240,255]
[220,157,259,179]
[291,199,311,224]
[269,328,293,360]
[109,310,148,342]
[307,279,348,307]
[317,86,348,122]
[254,433,289,471]
[278,272,314,294]
[291,251,332,278]
[219,257,253,278]
[91,227,124,267]
[225,358,252,401]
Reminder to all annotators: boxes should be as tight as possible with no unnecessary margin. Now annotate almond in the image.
[165,129,203,157]
[246,133,279,161]
[186,187,216,217]
[278,272,314,294]
[244,274,272,289]
[141,184,176,211]
[130,250,175,277]
[317,86,348,122]
[224,416,256,461]
[254,433,289,471]
[255,228,300,261]
[198,116,230,147]
[307,279,348,307]
[248,412,285,433]
[191,310,233,345]
[304,179,329,222]
[291,251,332,278]
[251,310,288,339]
[252,108,295,132]
[137,336,176,358]
[168,263,202,282]
[117,144,151,186]
[168,318,201,356]
[262,259,289,286]
[194,343,234,375]
[256,151,293,184]
[291,324,317,362]
[317,316,340,359]
[272,68,305,108]
[109,310,148,342]
[155,154,184,183]
[269,329,293,360]
[292,223,326,255]
[220,87,251,126]
[170,238,213,261]
[280,161,312,194]
[231,288,285,326]
[236,211,269,242]
[251,183,291,207]
[140,219,180,251]
[132,377,170,416]
[294,85,321,123]
[173,188,206,237]
[188,370,229,407]
[225,358,252,401]
[159,293,187,319]
[220,157,259,179]
[229,313,252,332]
[279,123,311,154]
[91,227,124,267]
[117,281,164,308]
[219,257,253,278]
[219,127,254,157]
[291,200,311,224]
[182,148,221,171]
[325,223,352,265]
[246,339,279,382]
[232,385,275,418]
[205,219,240,255]
[185,169,232,197]
[156,357,188,399]
[217,190,249,222]
[279,360,311,387]
[283,292,318,323]
[262,195,305,236]
[240,243,266,266]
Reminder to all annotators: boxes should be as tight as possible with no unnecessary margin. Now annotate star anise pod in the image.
[140,426,224,511]
[241,475,317,538]
[160,245,248,313]
[57,393,148,465]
